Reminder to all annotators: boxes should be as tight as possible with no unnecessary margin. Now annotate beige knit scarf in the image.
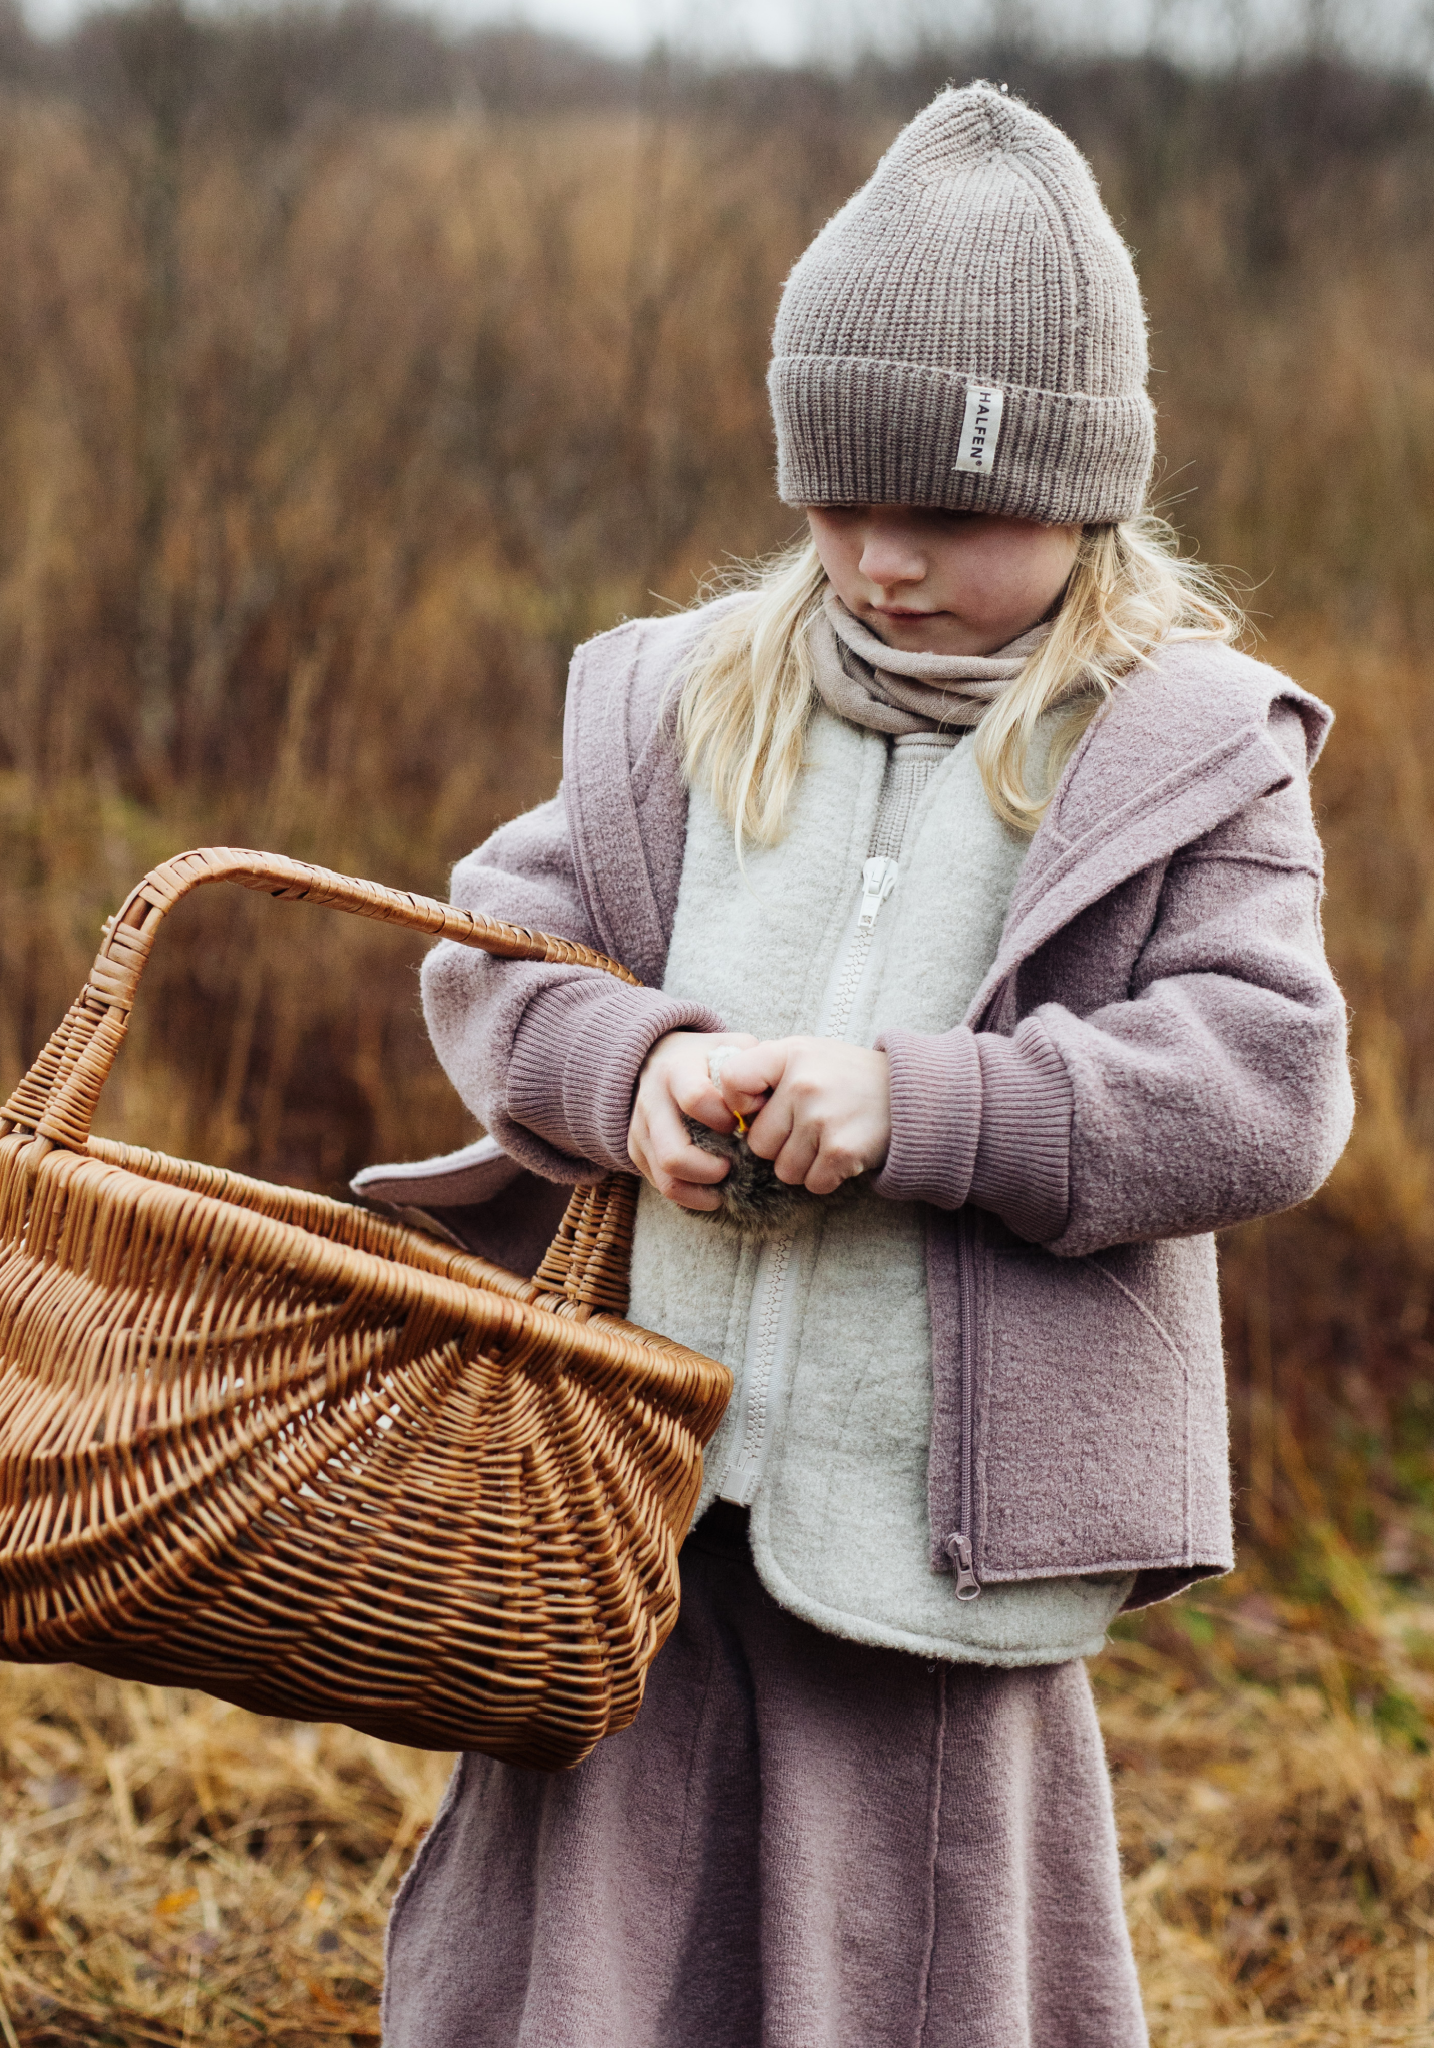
[810,591,1049,736]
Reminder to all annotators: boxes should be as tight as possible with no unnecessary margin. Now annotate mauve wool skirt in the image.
[382,1504,1148,2048]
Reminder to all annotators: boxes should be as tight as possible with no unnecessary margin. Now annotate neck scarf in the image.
[809,591,1050,737]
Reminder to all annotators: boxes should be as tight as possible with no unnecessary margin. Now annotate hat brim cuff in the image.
[770,356,1154,526]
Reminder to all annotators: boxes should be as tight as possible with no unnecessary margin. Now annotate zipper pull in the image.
[858,855,899,927]
[945,1532,981,1601]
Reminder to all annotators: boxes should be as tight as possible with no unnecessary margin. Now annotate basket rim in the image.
[0,1130,730,1407]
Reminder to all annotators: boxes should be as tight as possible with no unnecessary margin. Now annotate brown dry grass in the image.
[6,1566,1434,2047]
[0,1664,446,2044]
[1104,1582,1434,2043]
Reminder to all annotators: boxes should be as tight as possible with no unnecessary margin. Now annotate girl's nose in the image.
[857,521,927,590]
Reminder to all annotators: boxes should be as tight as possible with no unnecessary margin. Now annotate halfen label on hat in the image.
[954,384,1005,474]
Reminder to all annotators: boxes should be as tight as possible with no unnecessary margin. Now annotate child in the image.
[382,84,1353,2048]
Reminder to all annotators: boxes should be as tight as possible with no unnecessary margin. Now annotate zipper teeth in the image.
[736,1231,795,1472]
[826,919,877,1042]
[722,854,896,1503]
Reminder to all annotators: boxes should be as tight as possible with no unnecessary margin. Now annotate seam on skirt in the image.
[665,1545,725,1968]
[914,1663,946,2048]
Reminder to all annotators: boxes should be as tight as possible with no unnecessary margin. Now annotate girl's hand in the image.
[711,1037,891,1196]
[628,1030,758,1211]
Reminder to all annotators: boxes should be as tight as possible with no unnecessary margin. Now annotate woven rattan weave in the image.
[0,848,731,1770]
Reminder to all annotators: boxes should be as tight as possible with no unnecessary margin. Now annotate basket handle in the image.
[0,846,645,1314]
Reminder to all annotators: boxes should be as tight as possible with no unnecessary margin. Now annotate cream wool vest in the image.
[628,708,1133,1665]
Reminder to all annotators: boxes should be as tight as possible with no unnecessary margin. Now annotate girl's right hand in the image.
[628,1030,758,1212]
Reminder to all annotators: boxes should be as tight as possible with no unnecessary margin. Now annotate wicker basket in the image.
[0,848,731,1771]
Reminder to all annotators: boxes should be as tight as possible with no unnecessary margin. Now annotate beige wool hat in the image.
[768,82,1155,525]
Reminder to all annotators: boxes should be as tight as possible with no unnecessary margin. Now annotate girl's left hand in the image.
[712,1037,891,1196]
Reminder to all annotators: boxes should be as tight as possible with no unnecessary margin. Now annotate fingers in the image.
[683,1084,740,1135]
[651,1171,725,1213]
[627,1031,890,1212]
[727,1038,891,1194]
[736,1043,802,1171]
[628,1029,758,1210]
[711,1042,790,1115]
[741,1061,841,1190]
[747,1103,849,1193]
[803,1140,864,1197]
[678,1034,759,1135]
[629,1093,728,1208]
[630,1138,726,1211]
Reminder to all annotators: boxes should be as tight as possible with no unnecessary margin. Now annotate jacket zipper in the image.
[847,849,982,1597]
[718,854,900,1506]
[723,1230,795,1503]
[944,1212,981,1598]
[826,857,899,1040]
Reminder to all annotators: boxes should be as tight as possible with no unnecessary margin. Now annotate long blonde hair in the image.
[677,515,1240,843]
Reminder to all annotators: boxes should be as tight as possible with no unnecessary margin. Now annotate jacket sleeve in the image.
[421,789,722,1181]
[875,709,1354,1252]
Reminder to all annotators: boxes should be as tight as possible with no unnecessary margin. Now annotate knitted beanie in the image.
[768,82,1154,525]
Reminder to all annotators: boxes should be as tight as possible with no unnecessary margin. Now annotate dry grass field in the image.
[1,10,1433,2040]
[5,1566,1434,2045]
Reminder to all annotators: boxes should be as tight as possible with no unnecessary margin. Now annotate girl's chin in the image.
[862,608,999,657]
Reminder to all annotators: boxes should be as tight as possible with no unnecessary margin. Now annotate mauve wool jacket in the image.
[421,604,1354,1609]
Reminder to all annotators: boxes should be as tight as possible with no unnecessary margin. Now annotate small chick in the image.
[682,1116,850,1236]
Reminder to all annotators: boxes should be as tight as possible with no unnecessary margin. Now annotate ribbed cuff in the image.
[968,1024,1073,1244]
[872,1025,983,1209]
[871,1020,1074,1241]
[508,980,725,1175]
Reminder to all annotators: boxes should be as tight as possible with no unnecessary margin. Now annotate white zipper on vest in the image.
[721,1231,796,1504]
[825,857,899,1042]
[718,854,900,1507]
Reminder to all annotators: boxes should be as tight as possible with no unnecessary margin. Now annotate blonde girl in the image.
[377,84,1352,2048]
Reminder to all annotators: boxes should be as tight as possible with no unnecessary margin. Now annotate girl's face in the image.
[806,505,1082,657]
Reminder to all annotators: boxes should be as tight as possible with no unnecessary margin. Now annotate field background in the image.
[1,5,1434,2041]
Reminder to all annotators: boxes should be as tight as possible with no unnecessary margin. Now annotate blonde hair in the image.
[677,515,1240,843]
